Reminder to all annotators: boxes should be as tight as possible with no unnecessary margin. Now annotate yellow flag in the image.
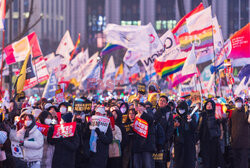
[115,63,123,79]
[70,78,80,87]
[16,50,31,94]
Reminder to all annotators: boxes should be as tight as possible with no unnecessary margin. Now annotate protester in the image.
[133,102,155,168]
[198,99,224,168]
[37,111,55,168]
[173,100,197,168]
[10,114,44,168]
[47,112,79,168]
[230,97,249,168]
[88,106,113,168]
[122,108,136,168]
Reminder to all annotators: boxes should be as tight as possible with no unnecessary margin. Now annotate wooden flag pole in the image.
[1,30,5,94]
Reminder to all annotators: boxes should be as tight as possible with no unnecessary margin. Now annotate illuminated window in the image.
[156,0,176,36]
[87,0,106,49]
[121,0,140,26]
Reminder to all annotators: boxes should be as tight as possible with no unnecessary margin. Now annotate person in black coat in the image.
[133,102,155,168]
[230,97,249,168]
[88,106,113,168]
[47,112,80,168]
[198,99,224,168]
[173,100,197,168]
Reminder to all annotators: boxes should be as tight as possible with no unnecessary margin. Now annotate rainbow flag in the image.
[70,33,80,60]
[0,0,6,30]
[100,43,124,56]
[172,3,204,37]
[154,57,187,78]
[179,26,213,52]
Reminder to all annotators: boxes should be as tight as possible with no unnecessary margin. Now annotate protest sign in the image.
[89,115,110,133]
[36,122,50,136]
[73,99,92,114]
[11,142,23,158]
[215,103,223,119]
[133,117,148,138]
[55,89,64,103]
[137,83,146,95]
[190,91,201,105]
[52,122,76,138]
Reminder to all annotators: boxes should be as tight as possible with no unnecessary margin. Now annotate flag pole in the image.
[1,30,5,95]
[211,23,218,97]
[31,46,42,97]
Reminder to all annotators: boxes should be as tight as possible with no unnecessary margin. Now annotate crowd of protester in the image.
[0,94,249,168]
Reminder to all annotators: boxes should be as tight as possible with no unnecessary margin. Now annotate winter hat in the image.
[95,106,105,115]
[61,112,73,123]
[0,131,7,144]
[58,102,70,109]
[44,103,53,110]
[20,106,33,115]
[235,97,243,103]
[32,109,42,118]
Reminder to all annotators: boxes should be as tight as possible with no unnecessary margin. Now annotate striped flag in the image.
[100,43,124,56]
[70,33,81,61]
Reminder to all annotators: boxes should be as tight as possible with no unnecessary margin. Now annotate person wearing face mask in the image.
[37,111,55,168]
[119,102,129,114]
[9,114,44,168]
[8,100,19,125]
[198,99,224,168]
[230,97,249,168]
[133,102,155,168]
[47,112,80,168]
[173,100,197,168]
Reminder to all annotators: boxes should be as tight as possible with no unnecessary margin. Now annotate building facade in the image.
[2,0,250,55]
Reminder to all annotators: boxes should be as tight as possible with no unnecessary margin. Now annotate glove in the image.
[95,127,101,135]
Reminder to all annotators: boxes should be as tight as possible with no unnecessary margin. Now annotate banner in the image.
[89,115,110,133]
[227,23,250,59]
[0,0,6,30]
[215,103,223,119]
[52,122,76,138]
[4,32,42,65]
[55,89,64,103]
[137,83,146,95]
[11,142,23,158]
[36,122,50,136]
[133,117,148,138]
[73,99,92,113]
[23,56,49,90]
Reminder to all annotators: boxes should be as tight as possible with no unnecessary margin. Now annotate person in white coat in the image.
[10,114,44,168]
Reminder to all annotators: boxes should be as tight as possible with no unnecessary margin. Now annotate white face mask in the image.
[120,107,126,114]
[235,102,242,108]
[25,120,32,127]
[60,107,67,114]
[178,109,185,114]
[45,118,52,125]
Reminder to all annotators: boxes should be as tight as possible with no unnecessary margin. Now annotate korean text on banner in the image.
[52,122,76,138]
[133,117,148,138]
[89,115,110,133]
[55,89,64,104]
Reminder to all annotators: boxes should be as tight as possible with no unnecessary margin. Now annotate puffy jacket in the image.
[10,125,44,162]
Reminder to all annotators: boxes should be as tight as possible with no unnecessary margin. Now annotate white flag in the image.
[79,52,99,83]
[104,23,155,52]
[207,73,215,91]
[186,6,212,33]
[103,56,116,83]
[235,77,249,96]
[182,45,197,76]
[212,17,224,53]
[56,30,74,59]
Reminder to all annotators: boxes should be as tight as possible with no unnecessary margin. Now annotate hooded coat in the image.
[199,99,224,168]
[173,101,197,168]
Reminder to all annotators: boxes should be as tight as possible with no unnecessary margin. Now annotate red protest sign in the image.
[52,122,76,138]
[55,89,64,103]
[36,122,50,136]
[133,117,148,138]
[215,103,223,119]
